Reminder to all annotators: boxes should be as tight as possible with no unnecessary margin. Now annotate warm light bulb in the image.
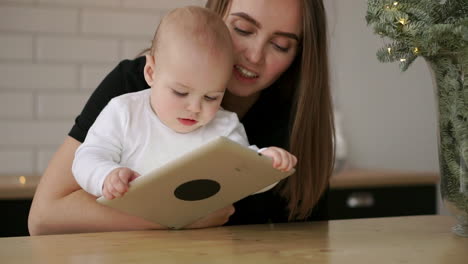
[393,2,399,6]
[400,58,407,62]
[387,47,392,54]
[19,176,26,185]
[398,18,408,25]
[413,47,419,54]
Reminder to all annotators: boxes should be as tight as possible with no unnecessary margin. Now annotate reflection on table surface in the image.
[0,215,467,264]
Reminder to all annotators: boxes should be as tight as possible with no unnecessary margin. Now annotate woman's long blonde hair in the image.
[206,0,335,220]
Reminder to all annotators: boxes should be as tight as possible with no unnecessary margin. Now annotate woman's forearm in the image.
[28,136,165,235]
[29,189,165,235]
[28,136,232,235]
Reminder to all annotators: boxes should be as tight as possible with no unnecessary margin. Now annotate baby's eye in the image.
[204,95,218,101]
[172,90,188,97]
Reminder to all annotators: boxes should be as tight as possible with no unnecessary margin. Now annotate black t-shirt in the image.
[69,57,329,225]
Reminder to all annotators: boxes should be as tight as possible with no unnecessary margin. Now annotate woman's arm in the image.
[28,136,235,235]
[28,136,164,235]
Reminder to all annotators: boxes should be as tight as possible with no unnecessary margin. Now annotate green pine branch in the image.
[366,0,468,71]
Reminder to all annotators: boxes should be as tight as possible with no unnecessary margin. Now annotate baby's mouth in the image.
[178,118,198,126]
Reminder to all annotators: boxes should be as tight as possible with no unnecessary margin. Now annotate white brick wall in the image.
[0,6,79,33]
[0,92,34,119]
[0,34,33,60]
[0,150,35,175]
[37,36,120,63]
[0,0,206,176]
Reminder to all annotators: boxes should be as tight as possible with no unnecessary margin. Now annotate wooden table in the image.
[1,215,466,263]
[0,170,440,237]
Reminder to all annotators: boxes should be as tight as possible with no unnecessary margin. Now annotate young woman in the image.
[28,0,335,235]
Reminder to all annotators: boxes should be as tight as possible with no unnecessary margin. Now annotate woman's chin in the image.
[227,85,261,98]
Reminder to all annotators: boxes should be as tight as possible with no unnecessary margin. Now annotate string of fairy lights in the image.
[366,0,467,71]
[381,1,415,65]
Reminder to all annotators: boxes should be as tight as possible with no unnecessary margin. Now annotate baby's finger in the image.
[112,176,129,194]
[102,186,115,200]
[118,168,137,183]
[110,185,124,198]
[277,149,290,171]
[285,154,295,172]
[281,153,291,172]
[270,149,283,168]
[106,179,125,198]
[129,171,141,182]
[289,155,297,171]
[112,169,130,189]
[260,148,278,167]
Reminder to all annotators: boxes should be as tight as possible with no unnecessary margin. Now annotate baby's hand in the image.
[102,167,140,200]
[260,147,297,172]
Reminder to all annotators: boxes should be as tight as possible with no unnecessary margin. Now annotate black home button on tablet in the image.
[174,179,221,201]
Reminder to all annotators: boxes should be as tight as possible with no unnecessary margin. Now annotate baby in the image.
[72,6,297,200]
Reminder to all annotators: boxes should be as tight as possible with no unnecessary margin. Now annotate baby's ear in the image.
[143,54,156,87]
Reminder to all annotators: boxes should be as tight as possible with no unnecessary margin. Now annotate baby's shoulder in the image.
[204,108,243,134]
[108,89,150,110]
[214,108,241,124]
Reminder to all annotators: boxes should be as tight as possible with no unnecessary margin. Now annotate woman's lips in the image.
[178,118,198,126]
[233,65,259,84]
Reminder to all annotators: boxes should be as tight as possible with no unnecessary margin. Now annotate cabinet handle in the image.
[346,192,375,208]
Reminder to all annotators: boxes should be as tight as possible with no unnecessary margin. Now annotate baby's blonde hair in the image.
[150,6,232,58]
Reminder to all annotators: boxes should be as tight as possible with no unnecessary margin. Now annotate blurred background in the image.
[0,0,444,236]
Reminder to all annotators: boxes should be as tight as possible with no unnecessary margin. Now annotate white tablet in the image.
[96,136,294,229]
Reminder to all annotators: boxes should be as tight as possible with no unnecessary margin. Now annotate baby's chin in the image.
[173,124,205,134]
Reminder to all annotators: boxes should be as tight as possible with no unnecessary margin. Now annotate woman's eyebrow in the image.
[231,12,260,27]
[230,12,300,42]
[275,32,299,42]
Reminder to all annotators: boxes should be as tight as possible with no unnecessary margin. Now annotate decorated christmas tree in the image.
[366,0,467,70]
[366,0,468,236]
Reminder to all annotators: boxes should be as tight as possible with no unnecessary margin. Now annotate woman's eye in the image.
[234,27,251,36]
[272,42,289,53]
[204,95,218,101]
[172,90,188,97]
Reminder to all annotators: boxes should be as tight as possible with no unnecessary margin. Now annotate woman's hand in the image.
[183,205,235,229]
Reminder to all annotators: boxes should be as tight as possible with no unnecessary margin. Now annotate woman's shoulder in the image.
[117,56,146,75]
[117,56,146,72]
[116,56,148,92]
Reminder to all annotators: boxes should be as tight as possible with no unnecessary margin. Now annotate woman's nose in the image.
[244,40,265,65]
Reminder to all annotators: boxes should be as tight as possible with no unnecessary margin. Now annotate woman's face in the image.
[224,0,302,97]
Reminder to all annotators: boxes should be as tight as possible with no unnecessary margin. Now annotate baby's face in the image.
[150,42,233,134]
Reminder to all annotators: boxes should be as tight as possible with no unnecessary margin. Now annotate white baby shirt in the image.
[72,89,250,197]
